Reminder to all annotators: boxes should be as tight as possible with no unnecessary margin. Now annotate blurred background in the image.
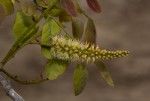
[0,0,150,101]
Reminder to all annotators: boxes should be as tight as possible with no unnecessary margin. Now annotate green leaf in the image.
[20,24,39,46]
[50,8,63,17]
[83,18,96,44]
[0,0,14,15]
[71,0,82,14]
[11,0,15,4]
[41,47,53,59]
[72,18,84,39]
[42,17,61,43]
[59,11,72,22]
[46,59,69,80]
[73,63,88,96]
[13,10,37,40]
[95,60,114,87]
[41,17,61,59]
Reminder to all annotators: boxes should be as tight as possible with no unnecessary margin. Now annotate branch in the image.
[0,0,59,69]
[0,69,48,85]
[0,74,25,101]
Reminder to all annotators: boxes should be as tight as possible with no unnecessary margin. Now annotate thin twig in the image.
[0,74,25,101]
[37,6,72,38]
[0,69,48,85]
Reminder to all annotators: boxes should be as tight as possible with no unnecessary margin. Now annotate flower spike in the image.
[49,35,129,62]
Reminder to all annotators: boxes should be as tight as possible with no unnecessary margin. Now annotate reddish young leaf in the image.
[86,0,101,13]
[60,0,77,17]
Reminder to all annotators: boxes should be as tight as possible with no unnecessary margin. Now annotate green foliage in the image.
[41,17,60,59]
[0,0,14,15]
[95,61,114,87]
[72,18,84,39]
[59,11,72,22]
[50,8,63,17]
[42,17,60,43]
[73,63,88,96]
[0,0,129,97]
[13,10,37,40]
[46,59,69,80]
[84,18,96,44]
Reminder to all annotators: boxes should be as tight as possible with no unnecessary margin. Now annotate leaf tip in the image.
[74,91,81,96]
[86,0,101,13]
[108,81,114,87]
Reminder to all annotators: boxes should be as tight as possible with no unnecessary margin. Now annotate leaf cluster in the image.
[0,0,129,96]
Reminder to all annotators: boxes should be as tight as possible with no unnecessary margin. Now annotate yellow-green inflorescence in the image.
[49,35,129,62]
